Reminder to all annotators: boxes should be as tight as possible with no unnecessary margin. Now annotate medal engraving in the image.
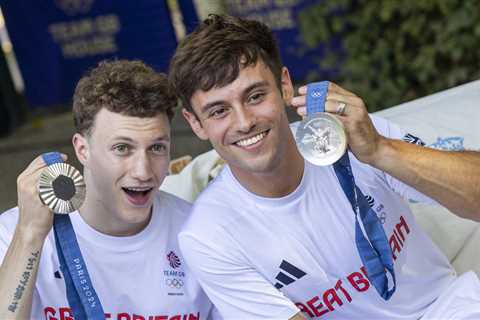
[38,162,86,214]
[295,113,347,166]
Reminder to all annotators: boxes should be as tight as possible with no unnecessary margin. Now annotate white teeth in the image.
[236,132,267,147]
[124,187,152,192]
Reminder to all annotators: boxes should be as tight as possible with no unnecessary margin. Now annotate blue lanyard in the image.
[333,154,396,300]
[306,83,396,300]
[42,152,105,319]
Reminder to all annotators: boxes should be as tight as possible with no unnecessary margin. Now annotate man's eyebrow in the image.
[200,81,270,114]
[111,136,135,143]
[241,81,269,100]
[152,135,170,142]
[200,100,226,115]
[111,135,170,143]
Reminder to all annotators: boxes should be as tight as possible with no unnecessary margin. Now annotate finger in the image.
[291,95,306,108]
[326,99,366,119]
[296,106,307,117]
[39,153,68,165]
[325,94,363,113]
[325,100,351,117]
[297,85,307,95]
[327,92,363,106]
[328,82,356,97]
[27,153,68,176]
[26,155,52,173]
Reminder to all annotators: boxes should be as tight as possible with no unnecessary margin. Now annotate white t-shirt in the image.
[179,116,476,319]
[0,190,214,320]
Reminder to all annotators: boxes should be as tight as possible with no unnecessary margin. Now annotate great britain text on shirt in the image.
[43,307,201,320]
[294,215,410,318]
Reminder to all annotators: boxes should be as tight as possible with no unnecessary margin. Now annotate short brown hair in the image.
[169,14,283,113]
[73,60,176,135]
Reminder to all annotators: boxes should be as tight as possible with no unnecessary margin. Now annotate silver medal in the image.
[38,162,86,214]
[295,112,347,166]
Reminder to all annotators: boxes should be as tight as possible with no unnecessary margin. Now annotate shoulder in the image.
[156,189,192,211]
[370,114,404,139]
[196,165,240,207]
[153,189,192,221]
[180,168,246,244]
[192,167,242,218]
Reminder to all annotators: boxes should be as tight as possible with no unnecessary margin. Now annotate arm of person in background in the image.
[291,82,480,221]
[0,155,62,319]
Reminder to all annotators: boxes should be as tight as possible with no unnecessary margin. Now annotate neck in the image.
[232,139,305,198]
[78,198,151,237]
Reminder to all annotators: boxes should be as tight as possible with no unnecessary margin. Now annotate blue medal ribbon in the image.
[42,152,105,319]
[306,83,396,300]
[306,81,329,115]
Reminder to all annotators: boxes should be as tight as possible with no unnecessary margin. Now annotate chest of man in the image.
[34,232,209,320]
[226,169,449,318]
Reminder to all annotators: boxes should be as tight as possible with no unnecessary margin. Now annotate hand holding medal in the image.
[38,152,86,214]
[292,81,383,165]
[293,81,347,165]
[38,152,104,318]
[15,152,85,238]
[292,82,397,300]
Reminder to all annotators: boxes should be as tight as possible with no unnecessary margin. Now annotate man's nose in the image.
[131,152,154,181]
[234,106,256,133]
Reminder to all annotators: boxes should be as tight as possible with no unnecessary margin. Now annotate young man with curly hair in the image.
[0,60,216,319]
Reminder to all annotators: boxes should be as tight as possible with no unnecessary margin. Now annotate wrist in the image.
[16,216,52,243]
[366,136,395,169]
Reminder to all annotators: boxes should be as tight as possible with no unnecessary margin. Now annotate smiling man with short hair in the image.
[169,14,480,319]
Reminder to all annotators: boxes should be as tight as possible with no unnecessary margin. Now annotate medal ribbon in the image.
[42,152,105,319]
[306,83,396,300]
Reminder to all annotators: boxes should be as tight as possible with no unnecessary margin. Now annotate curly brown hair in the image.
[73,60,176,135]
[169,14,283,114]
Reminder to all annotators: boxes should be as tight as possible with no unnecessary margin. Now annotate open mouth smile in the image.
[122,187,154,206]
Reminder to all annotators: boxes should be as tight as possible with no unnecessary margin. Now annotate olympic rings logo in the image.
[166,278,184,289]
[311,91,323,98]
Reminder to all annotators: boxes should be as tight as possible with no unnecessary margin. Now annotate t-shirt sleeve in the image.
[0,226,9,265]
[178,229,299,320]
[0,208,43,319]
[0,208,18,265]
[370,115,437,205]
[30,289,43,319]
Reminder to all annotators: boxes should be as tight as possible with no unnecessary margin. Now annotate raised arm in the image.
[369,138,480,220]
[291,82,480,221]
[0,155,59,319]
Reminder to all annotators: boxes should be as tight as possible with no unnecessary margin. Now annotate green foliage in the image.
[297,0,480,111]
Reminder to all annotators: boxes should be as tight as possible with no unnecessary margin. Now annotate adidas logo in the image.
[365,195,375,207]
[403,133,426,146]
[274,260,307,289]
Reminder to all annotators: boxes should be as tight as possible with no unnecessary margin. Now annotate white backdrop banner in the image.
[375,80,480,151]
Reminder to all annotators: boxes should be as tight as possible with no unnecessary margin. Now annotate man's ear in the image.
[280,66,294,105]
[182,108,209,140]
[72,133,89,166]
